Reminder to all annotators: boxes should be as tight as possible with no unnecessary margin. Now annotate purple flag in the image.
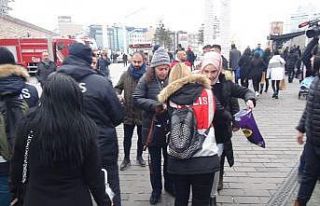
[234,109,265,148]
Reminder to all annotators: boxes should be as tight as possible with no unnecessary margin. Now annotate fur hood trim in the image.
[158,74,211,103]
[0,64,30,80]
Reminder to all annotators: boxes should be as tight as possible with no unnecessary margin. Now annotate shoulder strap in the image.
[22,130,34,184]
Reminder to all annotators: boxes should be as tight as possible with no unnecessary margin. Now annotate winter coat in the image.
[114,68,143,125]
[96,57,111,78]
[0,64,29,175]
[158,74,220,175]
[286,52,299,70]
[268,55,285,80]
[302,37,319,74]
[36,61,56,86]
[10,120,110,206]
[249,58,265,79]
[229,49,241,70]
[297,76,320,148]
[58,56,124,164]
[238,54,251,79]
[133,73,168,146]
[213,74,256,167]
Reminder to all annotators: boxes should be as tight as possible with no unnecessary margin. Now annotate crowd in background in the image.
[0,34,319,206]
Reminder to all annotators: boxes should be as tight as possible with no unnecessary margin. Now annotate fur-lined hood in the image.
[158,74,211,103]
[0,64,30,80]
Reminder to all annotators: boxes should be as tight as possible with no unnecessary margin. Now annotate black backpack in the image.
[168,106,209,159]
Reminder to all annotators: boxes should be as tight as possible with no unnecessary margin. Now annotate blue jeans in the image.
[0,175,11,206]
[297,142,320,205]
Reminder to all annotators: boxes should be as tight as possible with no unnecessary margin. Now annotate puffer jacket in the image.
[297,76,320,147]
[158,74,220,175]
[0,64,29,175]
[133,72,167,146]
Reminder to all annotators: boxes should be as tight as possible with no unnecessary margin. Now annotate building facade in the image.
[0,15,57,38]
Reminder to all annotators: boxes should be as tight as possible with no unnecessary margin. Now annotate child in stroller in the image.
[298,76,315,99]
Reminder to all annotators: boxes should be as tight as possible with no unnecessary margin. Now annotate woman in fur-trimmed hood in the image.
[0,62,29,96]
[0,47,29,206]
[158,63,220,206]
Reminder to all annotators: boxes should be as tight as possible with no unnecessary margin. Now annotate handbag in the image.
[144,113,169,149]
[11,131,34,206]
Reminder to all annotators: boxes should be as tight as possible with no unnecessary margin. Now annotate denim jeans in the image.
[297,142,320,205]
[0,175,11,206]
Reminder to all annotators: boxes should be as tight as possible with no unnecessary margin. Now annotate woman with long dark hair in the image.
[10,74,111,206]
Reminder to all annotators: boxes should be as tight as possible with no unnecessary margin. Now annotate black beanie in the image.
[0,47,16,65]
[68,43,93,64]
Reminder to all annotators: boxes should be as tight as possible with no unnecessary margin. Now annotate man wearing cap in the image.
[133,47,175,204]
[57,43,124,206]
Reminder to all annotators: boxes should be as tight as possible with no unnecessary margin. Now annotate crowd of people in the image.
[0,34,319,206]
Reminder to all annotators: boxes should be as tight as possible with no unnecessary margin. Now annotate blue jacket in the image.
[58,56,124,164]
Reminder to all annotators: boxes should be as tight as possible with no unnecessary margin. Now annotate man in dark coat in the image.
[115,52,146,171]
[96,50,111,78]
[295,37,320,206]
[229,44,241,83]
[36,51,56,87]
[286,49,299,83]
[57,43,124,206]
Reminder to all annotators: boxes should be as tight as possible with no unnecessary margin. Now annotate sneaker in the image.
[255,91,260,97]
[136,156,146,167]
[120,159,131,171]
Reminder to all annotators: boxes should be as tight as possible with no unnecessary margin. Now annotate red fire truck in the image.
[0,38,77,74]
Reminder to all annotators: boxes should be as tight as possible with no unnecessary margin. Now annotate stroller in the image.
[298,76,315,99]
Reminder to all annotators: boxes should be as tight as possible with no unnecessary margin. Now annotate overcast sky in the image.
[10,0,319,49]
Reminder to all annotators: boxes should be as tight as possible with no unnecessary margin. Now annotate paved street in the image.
[29,63,319,205]
[107,63,320,206]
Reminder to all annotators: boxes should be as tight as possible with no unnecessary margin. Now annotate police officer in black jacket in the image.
[57,43,124,206]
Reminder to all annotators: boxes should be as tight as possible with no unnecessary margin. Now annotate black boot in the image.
[136,156,146,167]
[149,193,161,205]
[120,158,131,171]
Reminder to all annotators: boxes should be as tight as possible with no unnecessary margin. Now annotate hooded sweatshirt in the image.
[158,74,220,174]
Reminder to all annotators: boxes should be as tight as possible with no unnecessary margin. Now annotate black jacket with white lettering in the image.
[58,56,124,164]
[22,83,39,108]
